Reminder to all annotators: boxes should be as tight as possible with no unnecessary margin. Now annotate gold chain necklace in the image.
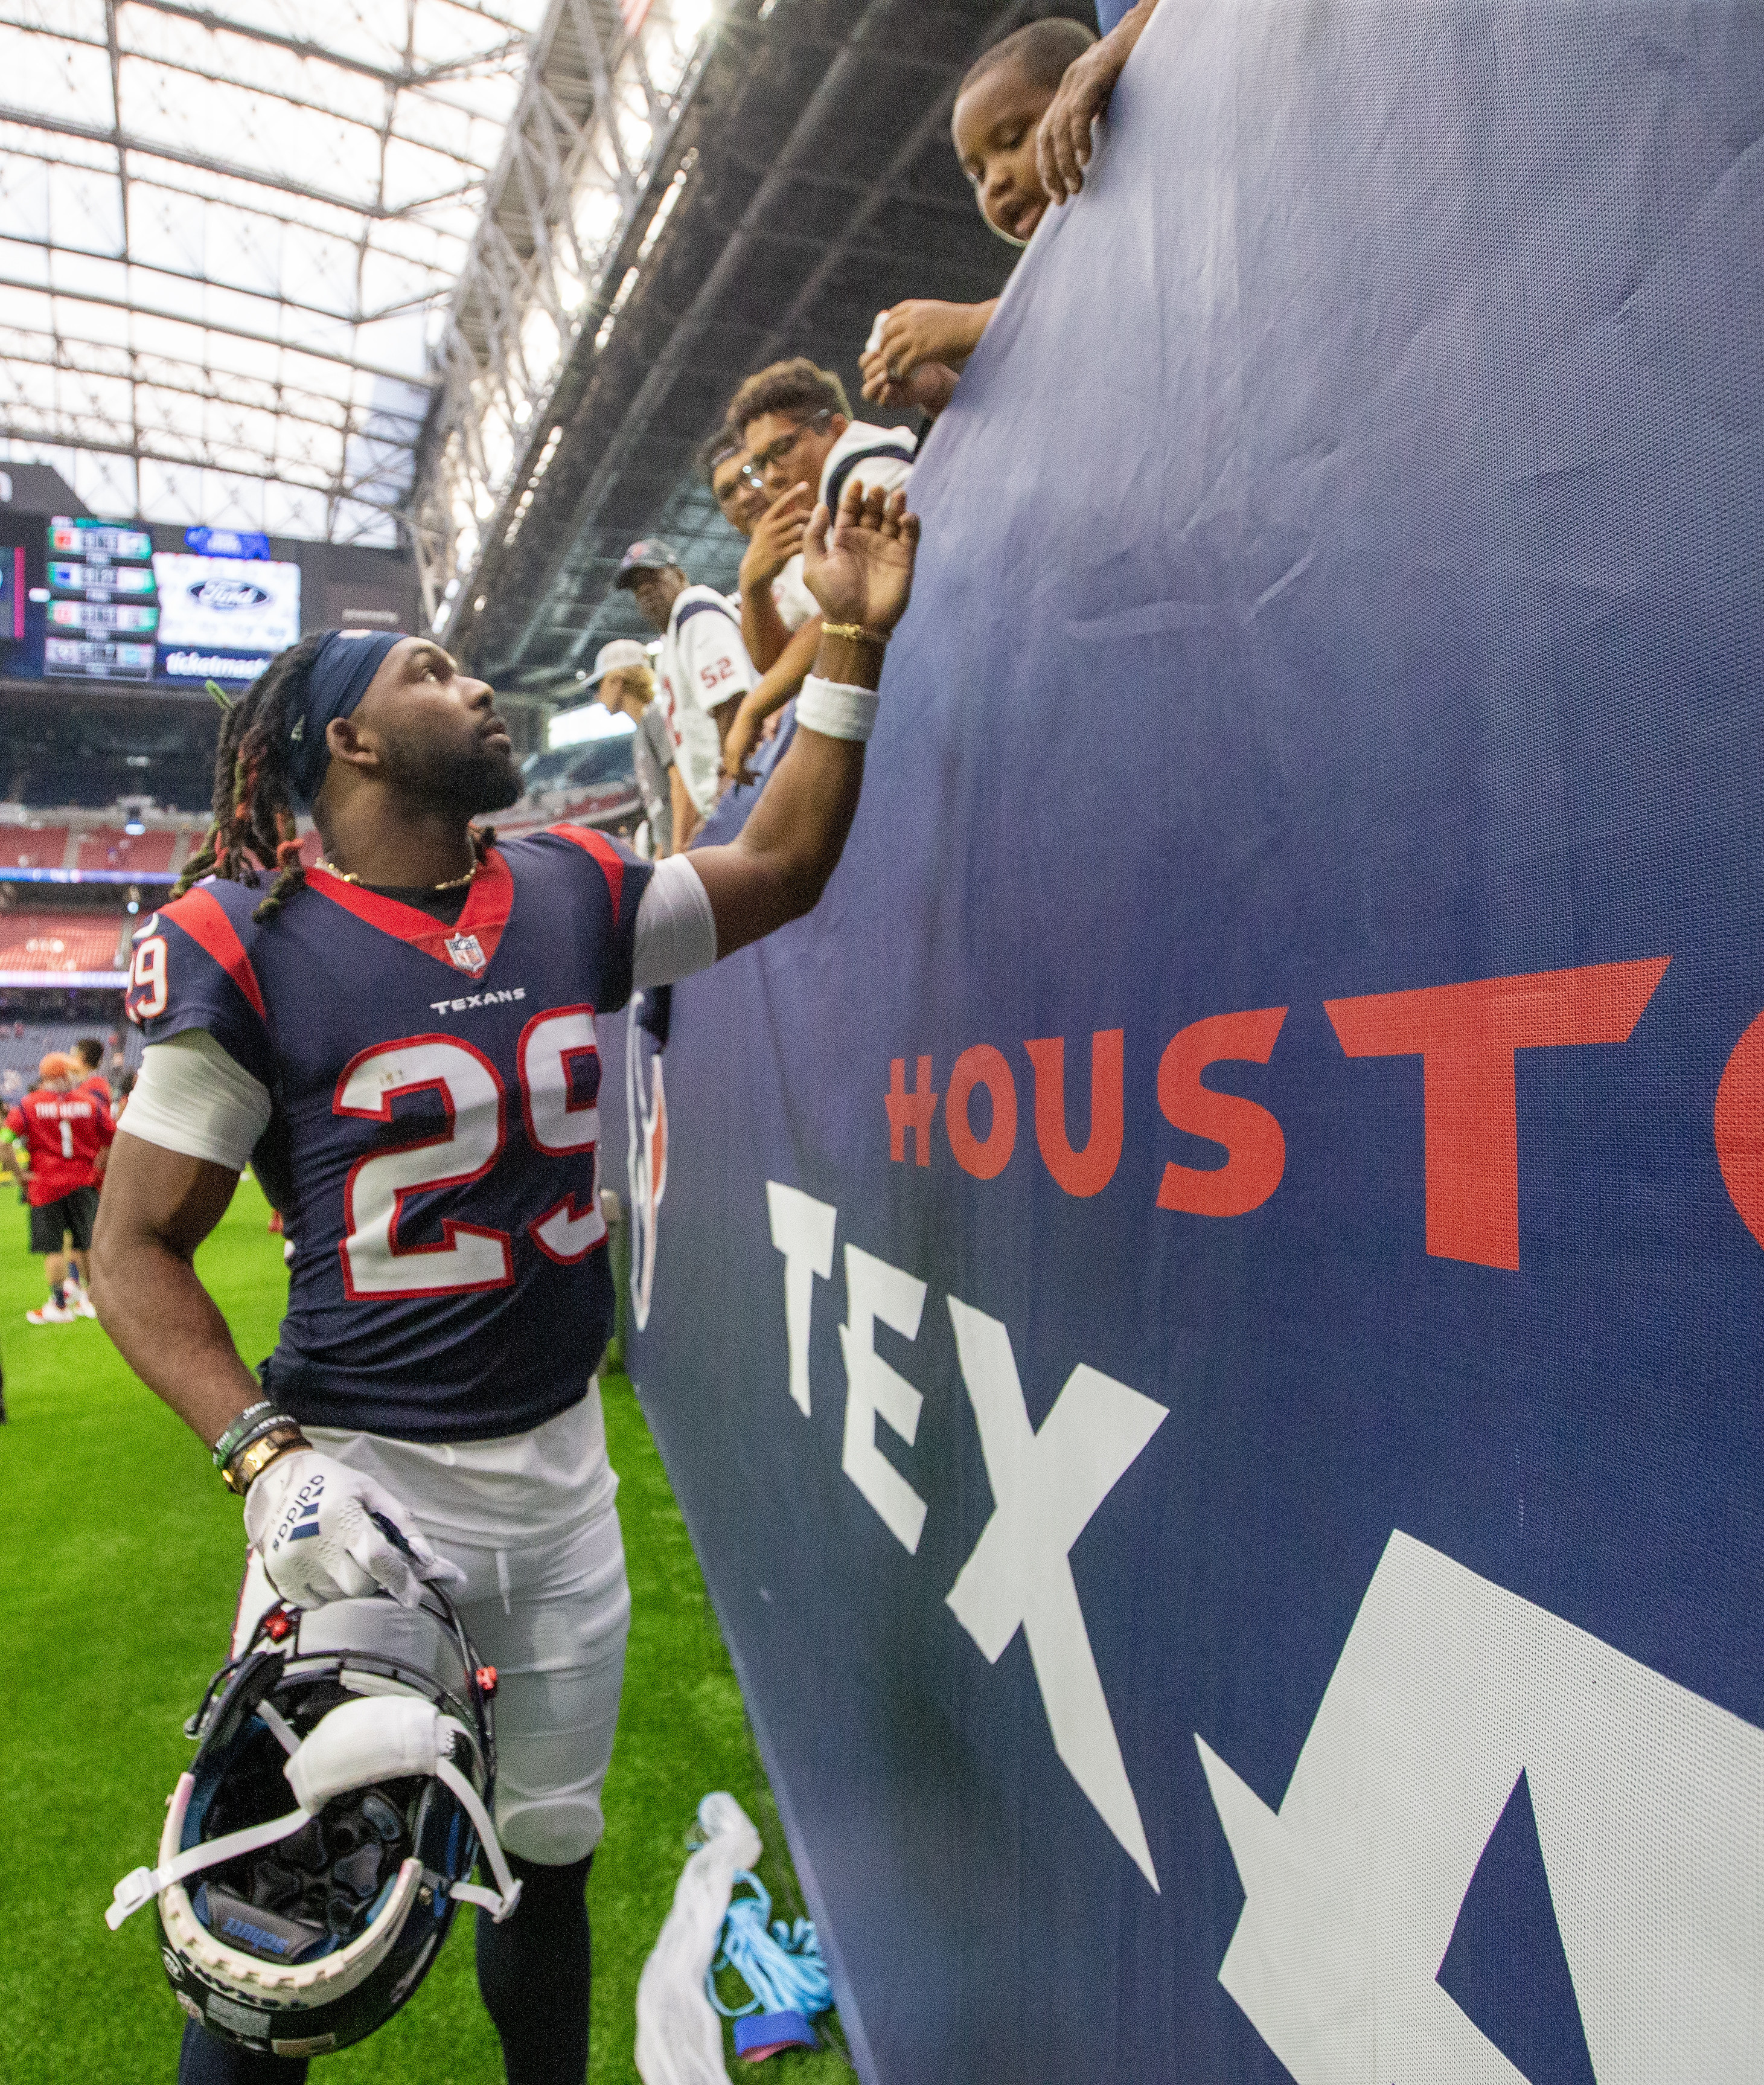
[316,855,481,891]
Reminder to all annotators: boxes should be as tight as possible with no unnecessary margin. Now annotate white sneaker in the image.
[71,1292,97,1319]
[26,1300,76,1325]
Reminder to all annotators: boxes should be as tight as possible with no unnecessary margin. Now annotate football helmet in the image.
[107,1587,520,2060]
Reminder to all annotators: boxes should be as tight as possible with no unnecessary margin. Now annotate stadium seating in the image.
[0,1022,140,1100]
[0,828,70,871]
[70,828,179,875]
[0,912,129,975]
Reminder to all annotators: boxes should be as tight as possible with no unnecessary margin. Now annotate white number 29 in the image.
[335,1037,511,1298]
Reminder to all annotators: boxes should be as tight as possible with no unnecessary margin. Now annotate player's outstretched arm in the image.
[689,478,919,957]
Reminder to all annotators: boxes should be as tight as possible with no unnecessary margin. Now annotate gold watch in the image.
[224,1424,310,1496]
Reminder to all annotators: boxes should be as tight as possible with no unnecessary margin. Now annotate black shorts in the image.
[29,1187,98,1256]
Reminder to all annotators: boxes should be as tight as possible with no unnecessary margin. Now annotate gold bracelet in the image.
[817,621,887,644]
[225,1424,310,1497]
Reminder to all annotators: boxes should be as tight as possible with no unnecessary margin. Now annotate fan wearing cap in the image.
[2,1049,115,1325]
[613,539,758,848]
[90,478,918,2085]
[582,638,675,857]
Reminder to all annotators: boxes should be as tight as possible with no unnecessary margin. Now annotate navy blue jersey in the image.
[124,828,652,1441]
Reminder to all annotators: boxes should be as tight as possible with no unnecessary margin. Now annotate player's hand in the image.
[244,1448,464,1610]
[802,482,919,636]
[721,704,762,787]
[1036,13,1141,202]
[738,484,813,592]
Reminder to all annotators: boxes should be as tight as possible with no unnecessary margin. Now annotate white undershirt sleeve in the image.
[121,1029,273,1172]
[632,854,718,988]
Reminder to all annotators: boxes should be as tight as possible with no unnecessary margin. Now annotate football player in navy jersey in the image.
[91,481,918,2085]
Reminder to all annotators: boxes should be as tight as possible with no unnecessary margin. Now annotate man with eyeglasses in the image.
[698,424,829,786]
[726,361,916,691]
[700,426,769,541]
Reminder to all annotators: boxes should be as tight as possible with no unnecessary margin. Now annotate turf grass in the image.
[0,1170,851,2083]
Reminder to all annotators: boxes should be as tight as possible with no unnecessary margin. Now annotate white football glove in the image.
[243,1449,462,1610]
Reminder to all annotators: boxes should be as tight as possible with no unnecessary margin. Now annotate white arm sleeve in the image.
[632,855,718,988]
[121,1029,273,1172]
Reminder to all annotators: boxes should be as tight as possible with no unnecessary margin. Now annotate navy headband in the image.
[285,629,408,809]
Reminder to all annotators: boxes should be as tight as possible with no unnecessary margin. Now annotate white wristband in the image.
[796,674,881,742]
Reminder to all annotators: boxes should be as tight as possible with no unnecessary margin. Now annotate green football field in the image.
[0,1171,850,2084]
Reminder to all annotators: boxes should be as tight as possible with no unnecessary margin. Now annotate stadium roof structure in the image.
[0,0,718,546]
[418,0,1053,696]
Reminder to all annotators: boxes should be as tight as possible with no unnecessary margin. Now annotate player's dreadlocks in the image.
[171,633,498,924]
[173,633,324,921]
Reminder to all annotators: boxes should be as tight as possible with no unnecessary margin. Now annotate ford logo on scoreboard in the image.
[152,552,299,652]
[187,578,270,612]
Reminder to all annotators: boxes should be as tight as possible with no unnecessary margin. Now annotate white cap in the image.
[583,638,649,688]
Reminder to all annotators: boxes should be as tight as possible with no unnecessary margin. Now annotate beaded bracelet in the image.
[211,1399,275,1471]
[214,1407,302,1485]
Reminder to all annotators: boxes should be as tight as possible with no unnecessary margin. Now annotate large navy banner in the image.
[601,4,1764,2078]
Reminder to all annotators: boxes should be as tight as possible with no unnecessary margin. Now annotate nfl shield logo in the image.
[445,931,486,975]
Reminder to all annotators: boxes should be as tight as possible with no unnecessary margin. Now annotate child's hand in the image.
[1037,4,1151,201]
[861,361,961,416]
[861,300,990,390]
[738,482,812,591]
[721,703,762,787]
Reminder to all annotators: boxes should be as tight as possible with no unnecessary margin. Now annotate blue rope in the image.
[705,1871,833,2020]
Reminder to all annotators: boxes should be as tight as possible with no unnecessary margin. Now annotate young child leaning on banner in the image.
[858,7,1158,416]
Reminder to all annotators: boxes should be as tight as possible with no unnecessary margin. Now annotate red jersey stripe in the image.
[548,825,625,920]
[160,887,268,1021]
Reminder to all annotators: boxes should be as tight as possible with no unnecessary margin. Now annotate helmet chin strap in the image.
[109,1792,316,1929]
[433,1751,522,1921]
[109,1695,522,1930]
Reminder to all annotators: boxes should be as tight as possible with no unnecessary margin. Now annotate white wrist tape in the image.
[796,674,881,742]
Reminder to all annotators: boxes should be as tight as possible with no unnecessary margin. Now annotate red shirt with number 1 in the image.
[5,1086,115,1204]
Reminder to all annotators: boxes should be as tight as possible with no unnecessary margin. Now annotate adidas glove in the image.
[244,1449,463,1610]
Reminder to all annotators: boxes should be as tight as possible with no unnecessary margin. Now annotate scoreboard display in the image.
[0,513,405,688]
[32,519,302,685]
[43,517,158,680]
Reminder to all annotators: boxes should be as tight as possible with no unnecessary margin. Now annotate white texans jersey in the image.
[657,586,756,815]
[772,420,918,631]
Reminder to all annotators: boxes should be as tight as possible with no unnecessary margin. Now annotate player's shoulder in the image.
[506,827,651,934]
[507,824,641,880]
[130,876,273,1027]
[671,585,741,630]
[820,419,917,499]
[152,874,270,945]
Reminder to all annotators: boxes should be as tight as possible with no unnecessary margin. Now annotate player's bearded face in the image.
[376,716,523,818]
[361,658,523,818]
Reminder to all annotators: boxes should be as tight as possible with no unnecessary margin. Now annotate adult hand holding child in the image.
[859,301,989,411]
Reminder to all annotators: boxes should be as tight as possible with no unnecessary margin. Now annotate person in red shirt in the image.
[72,1036,114,1110]
[1,1052,115,1324]
[63,1037,116,1315]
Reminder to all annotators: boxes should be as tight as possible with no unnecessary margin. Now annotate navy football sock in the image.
[475,1850,593,2085]
[177,2020,307,2083]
